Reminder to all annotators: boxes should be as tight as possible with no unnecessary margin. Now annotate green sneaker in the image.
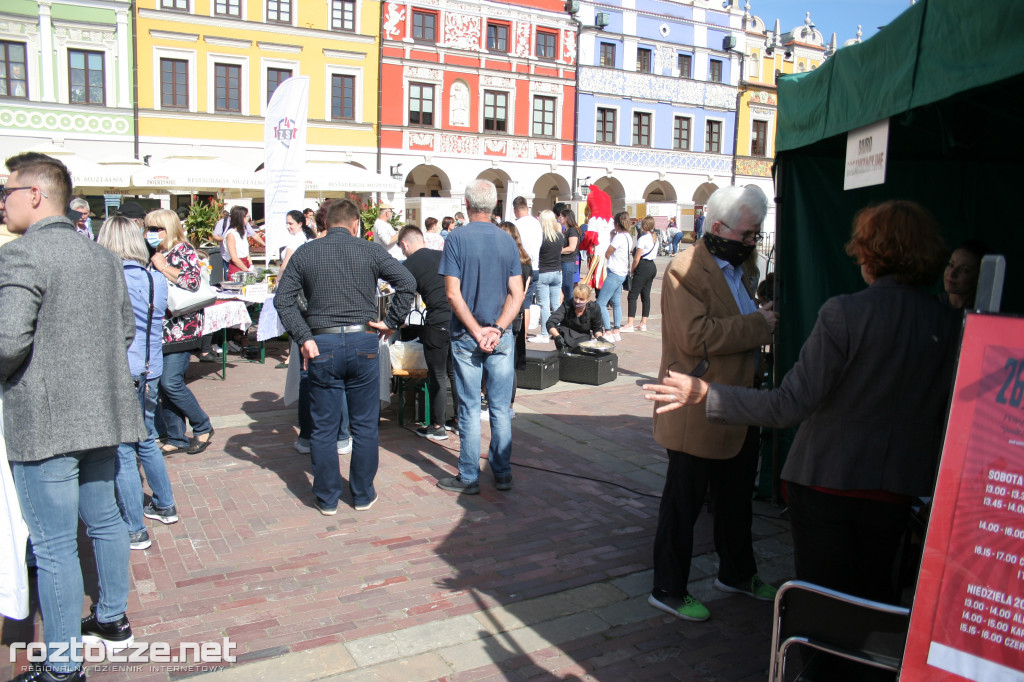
[714,575,778,602]
[648,591,710,622]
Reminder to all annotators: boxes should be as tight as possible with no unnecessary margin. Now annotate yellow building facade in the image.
[136,0,380,174]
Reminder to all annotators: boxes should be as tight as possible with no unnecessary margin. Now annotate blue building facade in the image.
[573,0,742,223]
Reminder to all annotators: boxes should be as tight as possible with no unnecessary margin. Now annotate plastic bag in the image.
[389,339,427,371]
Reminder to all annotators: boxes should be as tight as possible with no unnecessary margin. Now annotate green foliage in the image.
[184,197,223,247]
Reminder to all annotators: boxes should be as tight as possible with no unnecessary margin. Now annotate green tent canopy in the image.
[767,0,1024,495]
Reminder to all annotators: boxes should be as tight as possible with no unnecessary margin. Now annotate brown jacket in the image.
[653,241,771,459]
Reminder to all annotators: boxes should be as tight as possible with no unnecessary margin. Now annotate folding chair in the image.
[769,580,911,682]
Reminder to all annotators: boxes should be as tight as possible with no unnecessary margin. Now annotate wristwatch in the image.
[494,325,506,335]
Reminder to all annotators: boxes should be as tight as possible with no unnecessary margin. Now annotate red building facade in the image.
[380,0,577,217]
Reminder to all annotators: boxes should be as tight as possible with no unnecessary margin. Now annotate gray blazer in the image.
[706,276,959,497]
[0,216,146,462]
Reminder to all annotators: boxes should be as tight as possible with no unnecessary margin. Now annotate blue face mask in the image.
[146,234,162,248]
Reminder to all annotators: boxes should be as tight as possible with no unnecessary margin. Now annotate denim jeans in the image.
[11,447,130,674]
[535,270,562,337]
[307,331,380,508]
[116,378,176,533]
[560,261,576,305]
[159,350,212,448]
[298,340,351,445]
[671,232,685,253]
[596,270,626,330]
[451,331,515,483]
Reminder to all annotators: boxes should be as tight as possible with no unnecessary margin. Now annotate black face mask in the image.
[704,232,755,267]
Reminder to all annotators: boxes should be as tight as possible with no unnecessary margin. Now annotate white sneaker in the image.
[620,326,635,333]
[337,438,352,455]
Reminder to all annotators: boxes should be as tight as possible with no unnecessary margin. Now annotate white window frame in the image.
[260,57,300,115]
[329,0,361,33]
[153,47,198,113]
[206,53,249,115]
[55,36,116,107]
[530,93,560,139]
[325,64,363,123]
[595,103,620,145]
[404,77,439,128]
[631,107,655,148]
[704,115,726,153]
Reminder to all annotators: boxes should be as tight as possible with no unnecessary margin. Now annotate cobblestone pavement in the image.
[2,252,794,681]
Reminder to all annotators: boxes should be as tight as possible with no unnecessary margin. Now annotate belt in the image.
[311,325,373,335]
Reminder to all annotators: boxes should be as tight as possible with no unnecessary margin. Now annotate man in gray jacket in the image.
[0,153,145,682]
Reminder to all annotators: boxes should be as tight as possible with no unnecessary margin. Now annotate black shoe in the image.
[416,424,448,441]
[143,502,179,525]
[9,667,86,682]
[198,354,219,363]
[186,428,214,455]
[81,607,134,652]
[436,475,480,494]
[444,418,459,434]
[128,529,151,550]
[494,473,513,491]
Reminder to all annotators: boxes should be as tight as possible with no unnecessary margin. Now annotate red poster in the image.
[903,313,1024,680]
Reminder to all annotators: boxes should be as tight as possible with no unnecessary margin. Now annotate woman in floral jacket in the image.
[146,209,214,455]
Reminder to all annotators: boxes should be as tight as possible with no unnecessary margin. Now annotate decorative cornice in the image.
[204,35,252,49]
[323,49,369,60]
[257,41,302,53]
[149,29,199,42]
[139,8,376,44]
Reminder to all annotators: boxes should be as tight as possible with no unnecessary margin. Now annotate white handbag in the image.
[166,267,217,317]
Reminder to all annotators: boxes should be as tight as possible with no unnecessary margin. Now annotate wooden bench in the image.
[391,368,429,426]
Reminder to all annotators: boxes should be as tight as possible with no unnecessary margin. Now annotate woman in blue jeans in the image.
[558,209,582,305]
[147,209,215,455]
[529,210,565,343]
[595,211,633,341]
[98,216,179,551]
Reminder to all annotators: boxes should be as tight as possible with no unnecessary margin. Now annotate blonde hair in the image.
[145,208,187,251]
[572,283,593,300]
[539,209,561,242]
[98,216,149,266]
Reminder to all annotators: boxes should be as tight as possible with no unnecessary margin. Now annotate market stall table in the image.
[201,298,253,380]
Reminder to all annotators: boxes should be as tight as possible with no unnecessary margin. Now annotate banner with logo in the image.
[265,76,309,263]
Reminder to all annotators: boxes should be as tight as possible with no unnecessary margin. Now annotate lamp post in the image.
[566,2,609,201]
[724,36,744,186]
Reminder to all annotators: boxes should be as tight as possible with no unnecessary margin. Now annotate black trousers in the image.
[419,325,458,427]
[626,259,656,318]
[652,427,759,596]
[786,482,910,603]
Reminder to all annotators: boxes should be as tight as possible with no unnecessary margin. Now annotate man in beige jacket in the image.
[648,185,778,622]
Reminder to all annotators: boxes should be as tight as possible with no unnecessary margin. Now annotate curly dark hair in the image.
[844,200,948,286]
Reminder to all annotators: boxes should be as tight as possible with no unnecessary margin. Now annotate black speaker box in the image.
[558,352,617,385]
[517,348,560,390]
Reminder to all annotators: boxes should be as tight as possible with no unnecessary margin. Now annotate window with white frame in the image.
[632,111,651,147]
[596,107,616,144]
[408,82,434,126]
[69,50,104,105]
[214,0,240,17]
[161,0,189,10]
[483,90,508,132]
[331,0,356,31]
[532,96,555,137]
[673,116,690,150]
[266,0,291,24]
[331,74,355,120]
[0,41,28,98]
[705,119,722,153]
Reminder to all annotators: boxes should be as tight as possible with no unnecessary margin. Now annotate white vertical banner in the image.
[265,76,309,262]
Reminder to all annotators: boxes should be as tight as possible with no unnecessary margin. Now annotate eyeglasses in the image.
[719,220,763,244]
[668,341,709,379]
[145,226,165,233]
[0,185,46,202]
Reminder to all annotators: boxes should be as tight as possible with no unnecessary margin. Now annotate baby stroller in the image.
[657,229,674,256]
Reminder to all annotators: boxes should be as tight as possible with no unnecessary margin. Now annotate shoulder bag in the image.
[167,255,217,317]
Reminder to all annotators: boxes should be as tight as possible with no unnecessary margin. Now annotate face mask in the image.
[146,234,162,248]
[573,301,587,312]
[704,232,755,267]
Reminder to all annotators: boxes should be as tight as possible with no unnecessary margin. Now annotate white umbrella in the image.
[132,155,262,192]
[5,143,132,192]
[252,160,403,197]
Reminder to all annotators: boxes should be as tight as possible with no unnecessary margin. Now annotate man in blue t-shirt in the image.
[437,179,524,494]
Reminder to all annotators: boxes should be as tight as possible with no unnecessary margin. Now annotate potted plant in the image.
[184,196,224,248]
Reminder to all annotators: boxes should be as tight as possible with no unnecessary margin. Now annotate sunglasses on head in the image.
[668,341,709,379]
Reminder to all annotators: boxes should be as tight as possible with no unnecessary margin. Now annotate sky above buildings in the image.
[750,0,915,44]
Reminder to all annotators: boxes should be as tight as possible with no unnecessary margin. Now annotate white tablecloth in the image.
[257,294,287,342]
[201,300,252,336]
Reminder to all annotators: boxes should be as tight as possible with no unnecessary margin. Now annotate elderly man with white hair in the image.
[647,184,780,623]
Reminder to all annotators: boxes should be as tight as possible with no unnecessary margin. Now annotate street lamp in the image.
[566,3,609,201]
[578,176,591,197]
[390,164,403,180]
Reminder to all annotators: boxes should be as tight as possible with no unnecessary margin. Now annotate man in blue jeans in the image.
[275,199,414,514]
[437,179,524,494]
[0,152,146,681]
